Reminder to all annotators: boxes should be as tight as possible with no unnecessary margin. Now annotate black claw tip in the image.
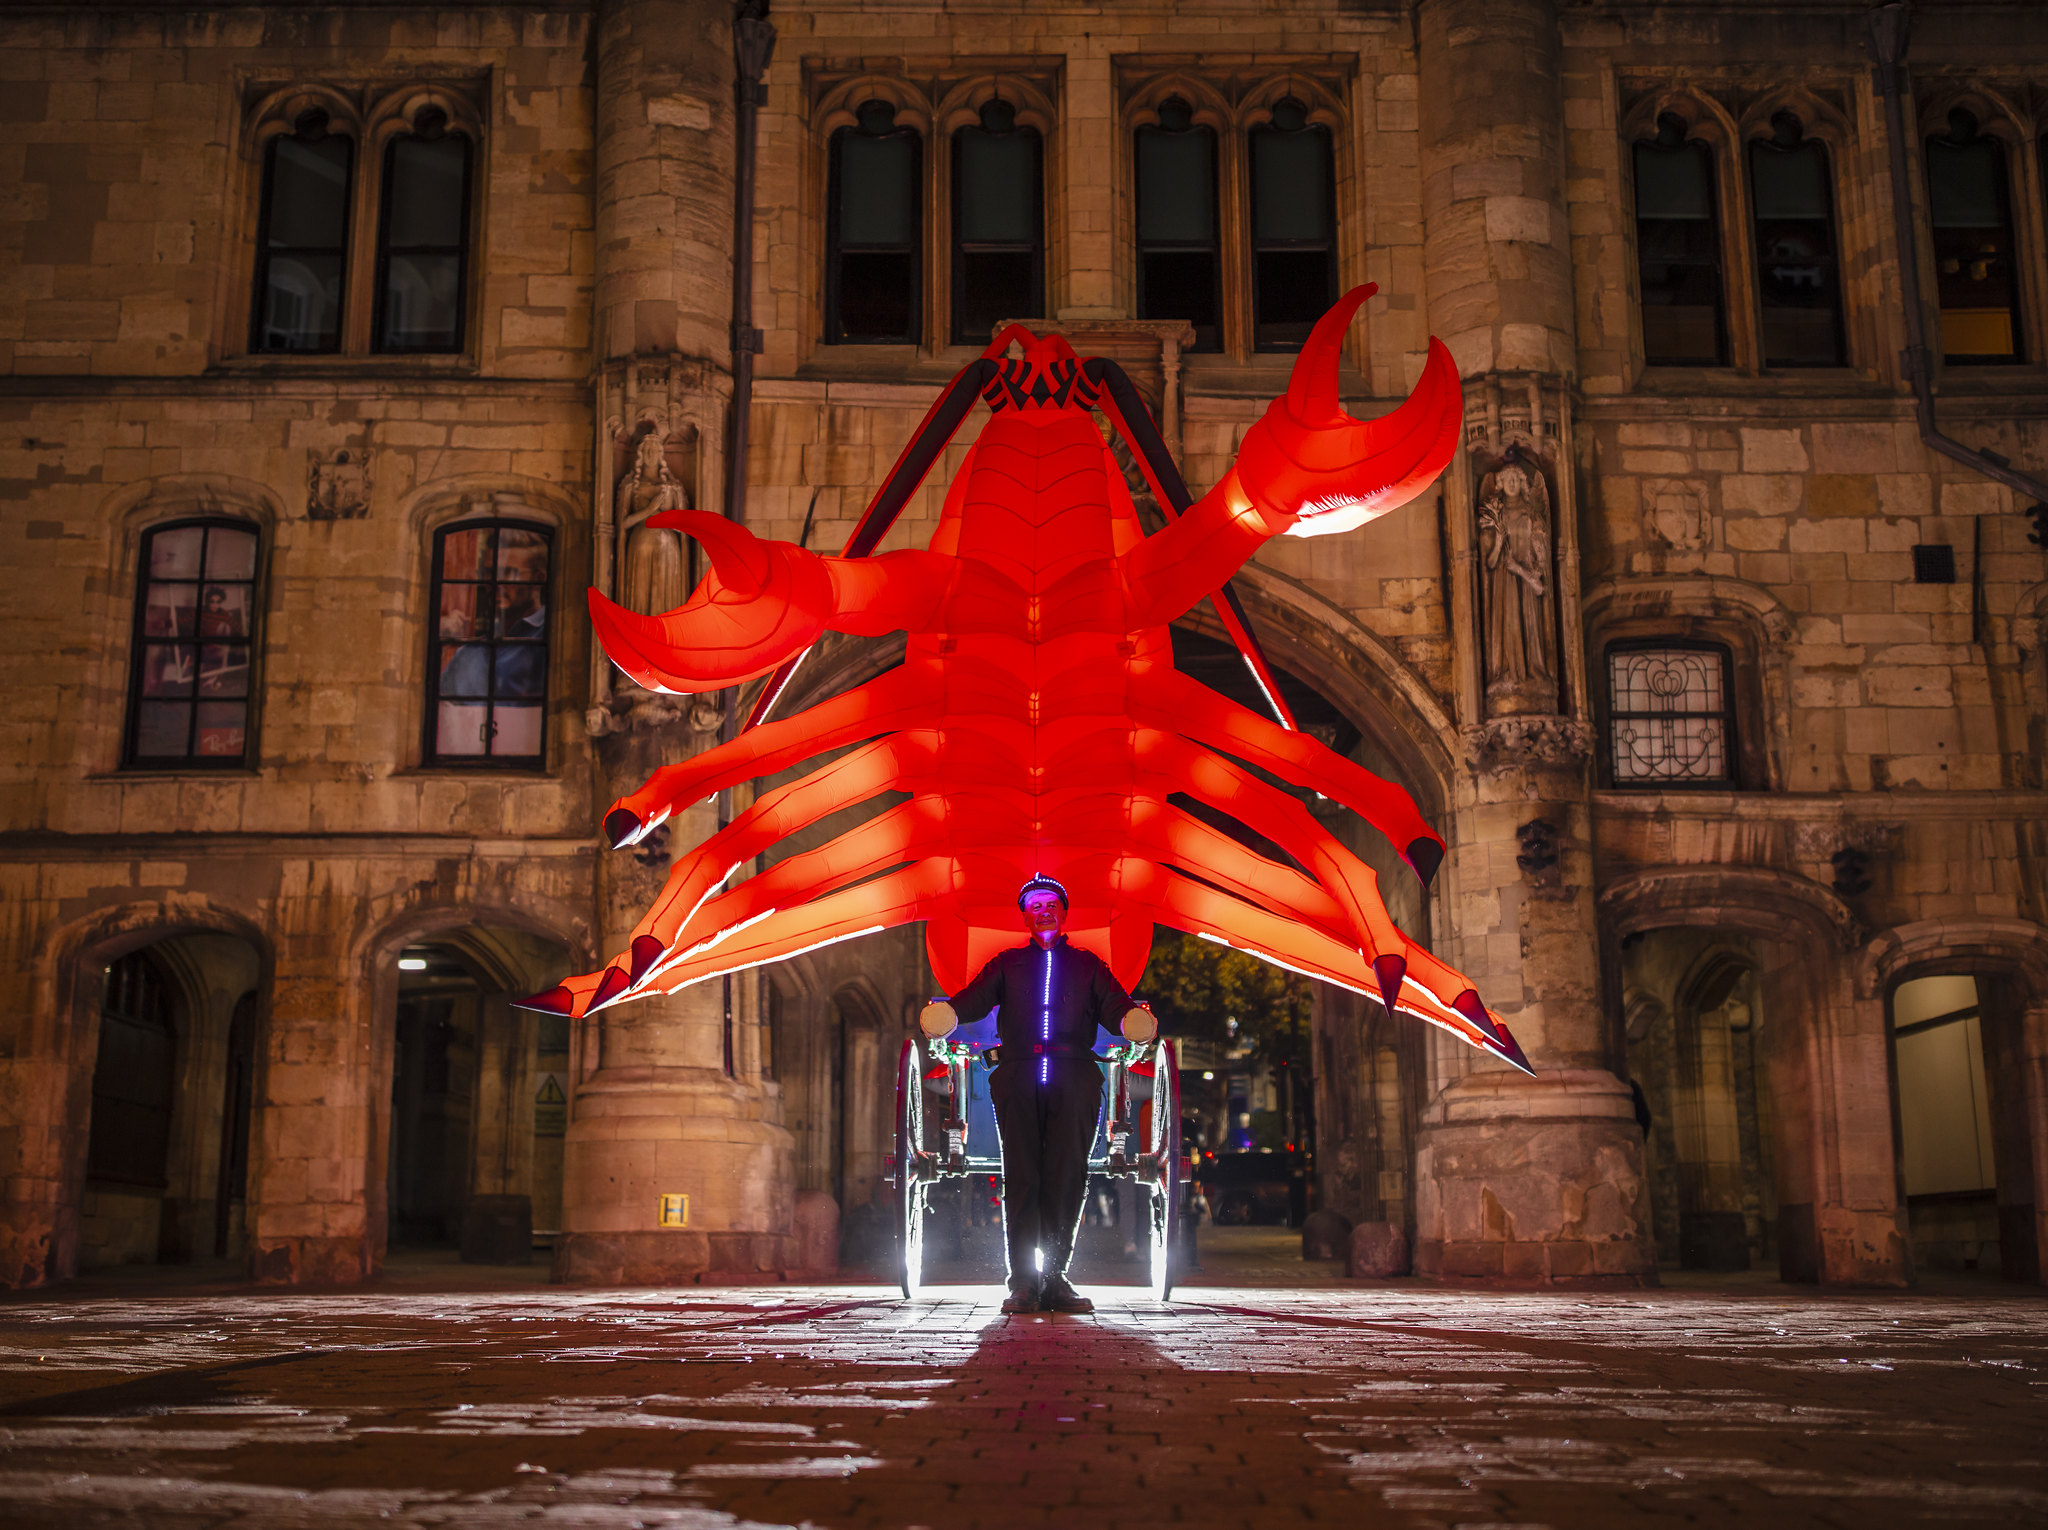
[1451,988,1507,1047]
[1372,953,1407,1017]
[1492,1022,1537,1076]
[604,807,644,850]
[628,934,665,984]
[514,985,575,1015]
[590,965,632,1010]
[1405,836,1445,891]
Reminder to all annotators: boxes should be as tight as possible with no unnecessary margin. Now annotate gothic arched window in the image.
[827,100,923,345]
[1927,109,2022,363]
[1747,113,1845,367]
[1135,97,1221,352]
[250,110,354,354]
[1633,113,1728,367]
[375,107,473,353]
[951,98,1044,345]
[426,520,554,765]
[1248,97,1337,351]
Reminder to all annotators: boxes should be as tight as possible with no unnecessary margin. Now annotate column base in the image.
[251,1235,372,1285]
[553,1228,796,1285]
[1415,1068,1656,1286]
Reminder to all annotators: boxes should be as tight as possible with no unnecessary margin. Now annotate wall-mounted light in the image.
[398,957,428,971]
[1202,1070,1215,1080]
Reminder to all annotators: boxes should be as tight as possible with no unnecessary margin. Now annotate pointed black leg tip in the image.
[604,807,644,850]
[1489,1023,1537,1076]
[1405,836,1445,891]
[628,934,665,985]
[590,965,632,1010]
[514,985,574,1016]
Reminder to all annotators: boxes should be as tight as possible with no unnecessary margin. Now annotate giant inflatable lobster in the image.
[525,286,1532,1074]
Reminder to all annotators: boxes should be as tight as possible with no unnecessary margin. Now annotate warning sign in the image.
[533,1072,567,1137]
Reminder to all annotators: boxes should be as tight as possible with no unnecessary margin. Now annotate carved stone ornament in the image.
[1642,477,1708,553]
[308,447,370,520]
[1461,714,1591,774]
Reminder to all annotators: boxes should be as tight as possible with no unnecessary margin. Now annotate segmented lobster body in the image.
[529,287,1533,1075]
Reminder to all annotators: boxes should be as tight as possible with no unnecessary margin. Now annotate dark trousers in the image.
[990,1059,1102,1289]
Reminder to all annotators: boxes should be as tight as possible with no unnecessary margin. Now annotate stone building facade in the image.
[3,0,2045,1291]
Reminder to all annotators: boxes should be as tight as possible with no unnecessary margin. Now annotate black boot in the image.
[1000,1280,1040,1314]
[1039,1272,1093,1314]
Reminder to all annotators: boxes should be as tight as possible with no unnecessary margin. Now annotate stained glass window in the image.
[427,520,552,764]
[1927,110,2022,363]
[952,99,1044,345]
[828,100,922,344]
[1634,115,1728,367]
[1136,97,1221,352]
[1249,98,1337,351]
[1607,645,1734,785]
[1748,115,1845,367]
[250,111,353,353]
[127,520,260,767]
[375,110,472,353]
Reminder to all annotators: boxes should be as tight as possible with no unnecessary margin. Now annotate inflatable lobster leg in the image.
[640,857,959,996]
[562,736,937,1015]
[1111,859,1503,1055]
[1131,669,1447,885]
[1127,802,1351,938]
[599,665,939,849]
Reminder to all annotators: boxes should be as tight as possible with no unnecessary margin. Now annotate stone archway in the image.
[1599,865,1906,1286]
[6,897,275,1288]
[1859,917,2048,1286]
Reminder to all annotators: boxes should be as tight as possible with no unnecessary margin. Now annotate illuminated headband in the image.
[1016,875,1069,910]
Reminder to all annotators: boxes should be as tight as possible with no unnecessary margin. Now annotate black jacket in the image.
[950,937,1136,1059]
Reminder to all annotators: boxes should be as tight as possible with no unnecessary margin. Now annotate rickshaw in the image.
[888,1031,1184,1301]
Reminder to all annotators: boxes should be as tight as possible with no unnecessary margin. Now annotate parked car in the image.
[1193,1150,1303,1227]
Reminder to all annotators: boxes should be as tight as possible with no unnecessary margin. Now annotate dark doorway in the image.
[388,949,480,1248]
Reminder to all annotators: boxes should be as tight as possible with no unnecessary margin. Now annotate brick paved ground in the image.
[2,1247,2045,1528]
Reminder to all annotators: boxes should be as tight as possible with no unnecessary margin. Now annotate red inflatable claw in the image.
[537,288,1532,1076]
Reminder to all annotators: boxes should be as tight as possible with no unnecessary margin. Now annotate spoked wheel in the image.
[1147,1038,1181,1301]
[893,1038,927,1299]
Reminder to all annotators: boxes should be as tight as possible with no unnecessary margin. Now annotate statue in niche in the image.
[1477,446,1557,711]
[616,425,691,616]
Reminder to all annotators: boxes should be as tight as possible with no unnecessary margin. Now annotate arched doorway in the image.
[79,930,263,1271]
[379,925,571,1267]
[1620,932,1776,1271]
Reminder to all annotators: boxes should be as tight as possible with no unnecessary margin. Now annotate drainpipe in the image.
[719,3,774,1077]
[1866,4,2048,513]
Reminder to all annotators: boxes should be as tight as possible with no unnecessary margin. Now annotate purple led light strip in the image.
[1040,943,1052,1085]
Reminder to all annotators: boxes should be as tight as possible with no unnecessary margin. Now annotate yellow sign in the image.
[658,1193,689,1228]
[533,1073,567,1138]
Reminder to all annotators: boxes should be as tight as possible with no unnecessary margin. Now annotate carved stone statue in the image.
[616,427,690,616]
[1477,450,1557,713]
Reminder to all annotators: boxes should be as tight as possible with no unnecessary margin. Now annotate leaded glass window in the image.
[952,99,1043,344]
[375,109,472,353]
[1135,97,1221,352]
[1607,645,1734,785]
[1249,98,1337,351]
[426,520,552,765]
[1633,114,1728,367]
[1927,109,2022,363]
[127,520,260,768]
[1748,115,1845,367]
[250,111,353,353]
[827,100,922,345]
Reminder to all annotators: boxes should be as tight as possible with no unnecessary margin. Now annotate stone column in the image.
[560,0,795,1283]
[1411,0,1654,1284]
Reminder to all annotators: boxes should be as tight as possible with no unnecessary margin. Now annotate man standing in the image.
[920,877,1156,1314]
